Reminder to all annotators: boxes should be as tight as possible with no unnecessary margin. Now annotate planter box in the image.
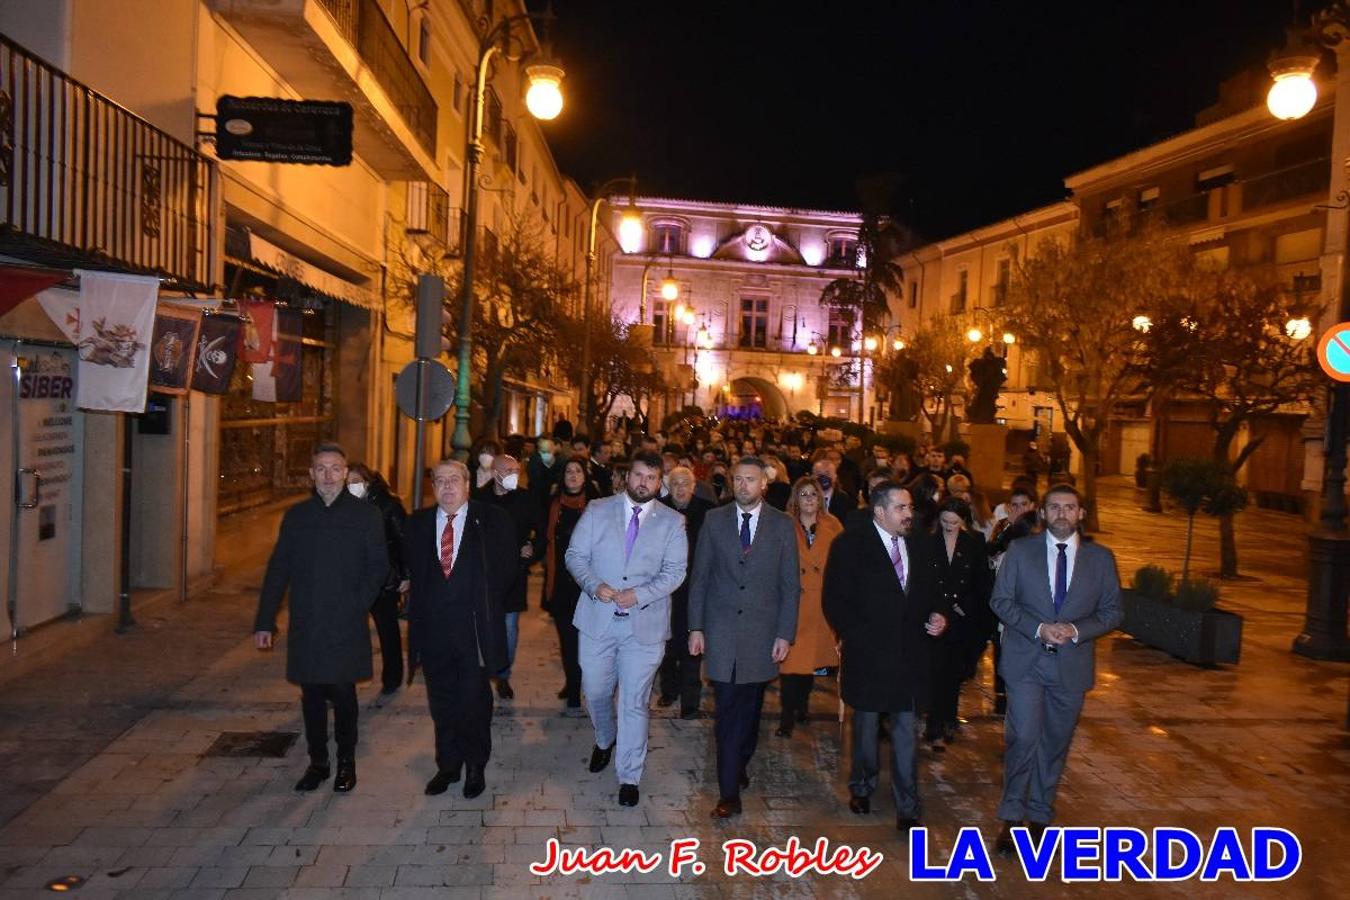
[1121,589,1243,666]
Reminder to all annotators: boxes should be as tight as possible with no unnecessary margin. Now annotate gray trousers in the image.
[998,649,1085,824]
[849,709,920,818]
[579,612,665,786]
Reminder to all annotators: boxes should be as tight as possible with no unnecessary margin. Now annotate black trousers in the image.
[423,650,494,772]
[370,589,404,690]
[300,683,358,765]
[926,635,964,737]
[778,673,814,729]
[658,635,703,712]
[552,609,582,706]
[711,677,767,801]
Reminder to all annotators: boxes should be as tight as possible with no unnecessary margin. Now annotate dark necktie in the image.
[439,513,455,578]
[1054,542,1068,613]
[740,512,752,554]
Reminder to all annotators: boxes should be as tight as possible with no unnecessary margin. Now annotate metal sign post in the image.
[397,275,454,510]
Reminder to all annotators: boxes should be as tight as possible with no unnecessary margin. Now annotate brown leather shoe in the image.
[710,797,742,819]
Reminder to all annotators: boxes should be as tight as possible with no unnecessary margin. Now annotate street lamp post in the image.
[451,14,565,456]
[579,178,642,434]
[1267,6,1350,662]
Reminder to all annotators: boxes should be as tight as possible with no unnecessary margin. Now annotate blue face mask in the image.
[818,474,833,491]
[539,451,554,465]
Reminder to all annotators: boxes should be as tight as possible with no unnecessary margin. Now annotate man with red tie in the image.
[823,482,948,836]
[403,460,515,799]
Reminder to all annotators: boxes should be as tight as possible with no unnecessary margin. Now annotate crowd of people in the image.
[253,416,1121,852]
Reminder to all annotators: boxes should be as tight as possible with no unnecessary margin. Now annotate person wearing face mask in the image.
[760,454,791,511]
[527,437,562,511]
[656,466,714,717]
[812,458,854,522]
[471,440,502,500]
[347,463,409,697]
[544,458,598,715]
[481,454,543,701]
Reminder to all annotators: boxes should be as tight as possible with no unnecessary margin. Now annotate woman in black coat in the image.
[925,497,992,748]
[542,458,597,715]
[348,464,408,694]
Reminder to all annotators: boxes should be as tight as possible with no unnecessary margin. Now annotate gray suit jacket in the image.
[990,532,1123,693]
[688,503,801,684]
[564,494,688,645]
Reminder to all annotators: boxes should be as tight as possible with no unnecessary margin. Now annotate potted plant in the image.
[1157,457,1248,583]
[1120,564,1243,666]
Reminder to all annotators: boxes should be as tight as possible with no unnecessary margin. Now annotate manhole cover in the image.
[204,731,298,758]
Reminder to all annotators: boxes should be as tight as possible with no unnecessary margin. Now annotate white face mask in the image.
[500,473,519,491]
[347,482,367,499]
[478,453,494,470]
[764,467,777,482]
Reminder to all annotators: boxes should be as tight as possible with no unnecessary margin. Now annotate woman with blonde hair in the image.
[760,453,792,510]
[776,475,843,737]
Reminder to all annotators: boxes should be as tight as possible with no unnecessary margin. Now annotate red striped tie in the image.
[440,514,455,578]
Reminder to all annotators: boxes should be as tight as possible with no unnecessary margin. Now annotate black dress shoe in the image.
[896,816,920,836]
[849,795,870,815]
[994,694,1007,715]
[618,784,639,806]
[495,679,514,700]
[994,821,1018,857]
[710,797,742,818]
[294,763,330,792]
[796,709,808,723]
[588,744,613,773]
[463,763,486,799]
[425,767,462,795]
[1027,822,1048,843]
[380,683,400,696]
[774,725,793,738]
[333,759,356,793]
[679,707,700,720]
[557,686,569,699]
[656,694,677,708]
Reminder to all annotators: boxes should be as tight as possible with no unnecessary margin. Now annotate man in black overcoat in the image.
[823,482,949,835]
[403,459,516,799]
[254,443,389,794]
[657,466,714,717]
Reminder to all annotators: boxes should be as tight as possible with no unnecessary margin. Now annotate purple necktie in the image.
[891,534,906,590]
[625,505,641,560]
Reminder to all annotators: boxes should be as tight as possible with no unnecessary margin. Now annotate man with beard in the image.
[565,452,689,807]
[823,482,948,836]
[403,460,516,799]
[990,483,1122,856]
[657,466,714,717]
[688,457,800,819]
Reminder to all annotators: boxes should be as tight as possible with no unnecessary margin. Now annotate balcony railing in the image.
[317,0,437,155]
[1241,157,1330,211]
[0,34,218,290]
[405,181,462,254]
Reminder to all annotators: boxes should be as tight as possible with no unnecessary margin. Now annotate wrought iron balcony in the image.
[0,34,219,290]
[405,181,461,255]
[1241,157,1330,211]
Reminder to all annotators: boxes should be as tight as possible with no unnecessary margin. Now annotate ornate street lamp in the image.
[580,178,642,430]
[452,11,565,455]
[1267,3,1350,662]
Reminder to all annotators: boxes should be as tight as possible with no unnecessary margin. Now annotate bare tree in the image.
[876,321,969,441]
[561,314,663,437]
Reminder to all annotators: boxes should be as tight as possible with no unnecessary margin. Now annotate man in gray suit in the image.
[990,483,1123,855]
[689,457,800,819]
[565,451,688,808]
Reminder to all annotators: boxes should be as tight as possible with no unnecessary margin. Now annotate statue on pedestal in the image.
[967,346,1006,425]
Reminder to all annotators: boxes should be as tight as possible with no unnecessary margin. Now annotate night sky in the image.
[542,0,1295,241]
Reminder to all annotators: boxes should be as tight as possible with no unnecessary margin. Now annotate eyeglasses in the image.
[797,491,819,499]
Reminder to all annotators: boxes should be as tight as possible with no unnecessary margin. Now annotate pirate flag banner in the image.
[251,306,303,403]
[236,296,274,363]
[191,314,240,395]
[148,305,201,396]
[37,271,159,413]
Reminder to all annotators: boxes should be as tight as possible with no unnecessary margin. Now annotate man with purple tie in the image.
[565,452,688,808]
[989,483,1122,855]
[823,482,948,836]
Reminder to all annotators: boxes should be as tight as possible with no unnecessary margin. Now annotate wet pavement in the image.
[0,476,1346,899]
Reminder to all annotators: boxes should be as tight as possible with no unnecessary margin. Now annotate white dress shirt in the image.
[1040,530,1081,642]
[734,502,763,545]
[435,505,465,567]
[625,496,659,528]
[873,521,909,590]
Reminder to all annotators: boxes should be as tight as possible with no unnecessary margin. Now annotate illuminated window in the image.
[740,297,769,348]
[652,222,686,255]
[826,236,858,267]
[417,17,431,66]
[827,308,851,349]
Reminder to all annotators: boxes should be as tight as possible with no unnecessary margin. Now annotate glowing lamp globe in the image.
[618,212,644,253]
[1002,332,1016,345]
[661,277,679,301]
[863,336,878,352]
[807,342,818,356]
[1132,315,1152,333]
[524,65,565,120]
[966,327,983,343]
[1267,71,1317,121]
[830,346,842,358]
[893,338,904,351]
[1285,317,1312,341]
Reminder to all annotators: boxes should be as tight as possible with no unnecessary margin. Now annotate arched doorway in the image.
[720,376,790,421]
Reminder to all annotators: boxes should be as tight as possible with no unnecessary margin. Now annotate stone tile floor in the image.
[0,477,1346,898]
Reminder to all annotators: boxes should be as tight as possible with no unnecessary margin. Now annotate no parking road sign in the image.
[1318,322,1350,383]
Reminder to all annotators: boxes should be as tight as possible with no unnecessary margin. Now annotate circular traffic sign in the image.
[1317,322,1350,383]
[395,359,455,420]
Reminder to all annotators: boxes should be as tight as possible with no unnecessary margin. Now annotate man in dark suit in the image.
[481,454,542,700]
[823,482,948,835]
[813,457,855,522]
[403,459,516,799]
[990,483,1123,855]
[689,457,800,819]
[254,443,388,794]
[657,466,714,717]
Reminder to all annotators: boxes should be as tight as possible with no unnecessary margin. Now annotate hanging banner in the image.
[237,296,275,363]
[148,306,201,396]
[252,306,303,403]
[0,266,67,318]
[191,314,241,395]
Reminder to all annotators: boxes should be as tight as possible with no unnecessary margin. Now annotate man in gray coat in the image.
[689,457,800,819]
[565,451,688,808]
[254,443,388,793]
[990,483,1123,854]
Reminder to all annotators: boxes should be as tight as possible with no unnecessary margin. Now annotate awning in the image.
[229,229,380,310]
[0,264,70,317]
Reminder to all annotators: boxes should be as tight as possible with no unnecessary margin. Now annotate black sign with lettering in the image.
[215,96,353,166]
